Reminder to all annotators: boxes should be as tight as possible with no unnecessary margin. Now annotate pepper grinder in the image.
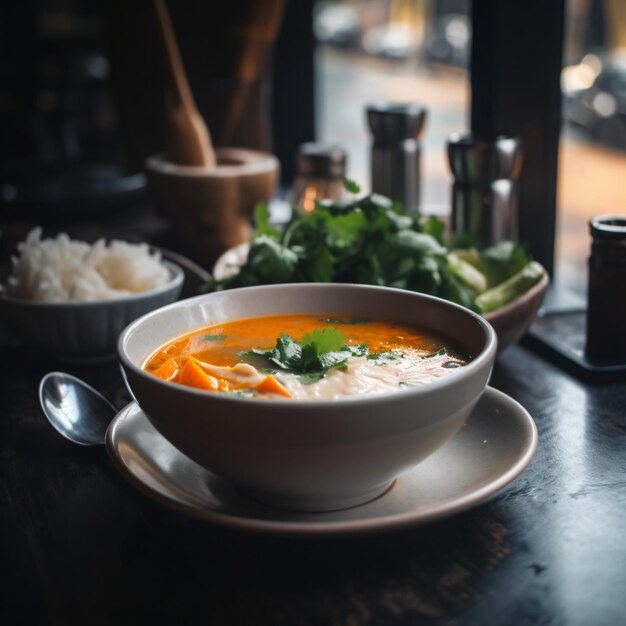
[585,215,626,362]
[366,102,427,212]
[447,133,523,247]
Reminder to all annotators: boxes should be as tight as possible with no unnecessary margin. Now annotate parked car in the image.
[562,54,626,150]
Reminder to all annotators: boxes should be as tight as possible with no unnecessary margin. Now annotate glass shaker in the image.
[287,143,347,213]
[585,215,626,362]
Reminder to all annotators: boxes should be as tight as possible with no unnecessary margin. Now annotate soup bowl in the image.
[118,283,497,512]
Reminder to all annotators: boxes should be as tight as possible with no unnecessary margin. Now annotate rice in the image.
[6,228,172,302]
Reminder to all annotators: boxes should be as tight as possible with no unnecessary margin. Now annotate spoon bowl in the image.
[39,372,117,446]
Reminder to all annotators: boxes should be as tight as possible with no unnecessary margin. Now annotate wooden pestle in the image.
[153,0,216,167]
[219,0,286,147]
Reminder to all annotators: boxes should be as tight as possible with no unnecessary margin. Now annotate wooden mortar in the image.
[146,148,279,264]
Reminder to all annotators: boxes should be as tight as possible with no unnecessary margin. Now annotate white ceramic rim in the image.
[117,283,498,409]
[105,386,537,536]
[0,260,184,308]
[146,150,280,178]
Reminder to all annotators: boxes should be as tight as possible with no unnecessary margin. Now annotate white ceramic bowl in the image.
[118,283,497,512]
[0,261,184,361]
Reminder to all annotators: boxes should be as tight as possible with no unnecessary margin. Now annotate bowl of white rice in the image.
[0,228,184,360]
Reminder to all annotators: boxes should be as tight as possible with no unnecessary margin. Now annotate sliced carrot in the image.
[178,357,228,392]
[151,358,180,382]
[256,375,292,398]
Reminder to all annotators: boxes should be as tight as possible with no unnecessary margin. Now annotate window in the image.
[312,0,626,295]
[314,0,470,214]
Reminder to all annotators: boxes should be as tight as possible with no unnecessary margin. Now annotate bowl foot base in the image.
[237,479,396,513]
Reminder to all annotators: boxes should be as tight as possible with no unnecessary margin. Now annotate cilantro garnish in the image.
[242,327,366,384]
[318,316,370,325]
[341,343,368,357]
[203,335,227,342]
[367,350,403,365]
[422,347,457,358]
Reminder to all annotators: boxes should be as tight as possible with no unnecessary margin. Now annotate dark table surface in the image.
[1,214,625,626]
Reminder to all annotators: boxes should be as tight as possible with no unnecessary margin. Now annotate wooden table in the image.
[1,217,625,626]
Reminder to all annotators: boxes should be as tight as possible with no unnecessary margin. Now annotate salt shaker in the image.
[287,143,347,213]
[585,215,626,362]
[447,133,522,247]
[366,102,427,212]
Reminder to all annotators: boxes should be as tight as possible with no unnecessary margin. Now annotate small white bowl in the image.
[0,261,184,361]
[118,283,497,512]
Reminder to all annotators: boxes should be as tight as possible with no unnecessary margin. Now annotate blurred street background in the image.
[313,0,626,292]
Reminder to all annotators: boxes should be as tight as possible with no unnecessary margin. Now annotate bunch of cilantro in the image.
[244,326,367,384]
[205,181,540,314]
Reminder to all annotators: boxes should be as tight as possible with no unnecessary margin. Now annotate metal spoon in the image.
[39,372,117,446]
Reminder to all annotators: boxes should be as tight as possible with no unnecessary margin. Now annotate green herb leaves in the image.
[422,347,457,358]
[206,191,542,315]
[367,350,403,365]
[301,326,344,355]
[253,203,281,239]
[343,177,361,194]
[244,327,368,384]
[247,236,299,283]
[318,316,370,325]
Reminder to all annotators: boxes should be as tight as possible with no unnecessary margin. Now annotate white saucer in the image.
[106,386,537,536]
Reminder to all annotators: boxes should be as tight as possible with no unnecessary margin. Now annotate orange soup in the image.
[144,314,469,400]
